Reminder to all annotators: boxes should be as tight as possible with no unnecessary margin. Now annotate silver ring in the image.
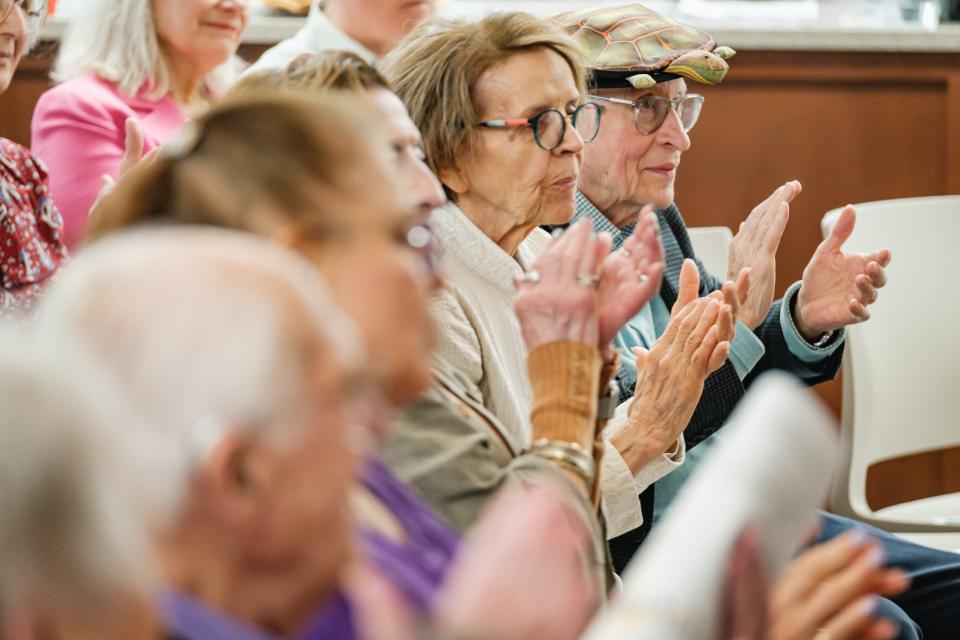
[621,248,632,258]
[576,274,599,287]
[636,271,649,283]
[518,270,541,284]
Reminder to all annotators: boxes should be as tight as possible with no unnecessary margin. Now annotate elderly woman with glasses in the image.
[0,0,67,318]
[30,0,249,248]
[383,12,735,543]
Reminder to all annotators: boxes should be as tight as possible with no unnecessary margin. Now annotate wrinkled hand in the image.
[515,220,606,351]
[727,181,800,329]
[673,255,739,344]
[612,260,732,471]
[767,530,910,640]
[597,206,665,347]
[88,118,159,222]
[795,206,891,338]
[435,480,600,640]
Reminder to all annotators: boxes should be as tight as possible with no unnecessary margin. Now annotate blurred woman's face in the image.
[368,87,446,217]
[446,47,585,232]
[0,0,28,94]
[154,0,248,76]
[292,151,438,412]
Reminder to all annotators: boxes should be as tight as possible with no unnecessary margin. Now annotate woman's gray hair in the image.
[52,0,242,97]
[36,226,364,514]
[0,328,156,617]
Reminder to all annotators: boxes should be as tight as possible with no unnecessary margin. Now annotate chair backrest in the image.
[823,196,960,516]
[687,226,733,279]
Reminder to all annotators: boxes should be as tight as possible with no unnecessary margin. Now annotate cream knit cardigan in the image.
[429,202,685,538]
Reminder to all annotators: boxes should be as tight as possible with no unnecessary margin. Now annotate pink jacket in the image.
[31,74,186,248]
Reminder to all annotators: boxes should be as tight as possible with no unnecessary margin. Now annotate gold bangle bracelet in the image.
[529,438,597,487]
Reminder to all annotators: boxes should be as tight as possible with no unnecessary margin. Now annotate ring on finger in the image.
[636,270,650,283]
[812,630,830,640]
[621,248,632,258]
[575,273,599,287]
[518,270,541,284]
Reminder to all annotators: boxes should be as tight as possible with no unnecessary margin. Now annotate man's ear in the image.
[198,431,271,537]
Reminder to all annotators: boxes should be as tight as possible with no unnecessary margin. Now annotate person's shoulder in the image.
[0,137,29,165]
[35,74,130,119]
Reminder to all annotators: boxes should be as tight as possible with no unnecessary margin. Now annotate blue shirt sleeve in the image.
[779,280,846,363]
[728,320,766,379]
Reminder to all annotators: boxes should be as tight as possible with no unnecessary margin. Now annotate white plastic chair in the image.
[822,196,960,551]
[687,226,733,279]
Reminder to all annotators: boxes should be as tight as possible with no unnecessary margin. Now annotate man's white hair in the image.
[0,327,154,616]
[36,227,363,515]
[52,0,242,97]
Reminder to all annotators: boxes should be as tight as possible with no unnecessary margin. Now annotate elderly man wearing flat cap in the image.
[551,4,960,639]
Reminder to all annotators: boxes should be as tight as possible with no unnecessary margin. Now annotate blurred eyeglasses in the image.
[588,93,704,135]
[476,102,605,151]
[0,0,44,23]
[292,218,442,280]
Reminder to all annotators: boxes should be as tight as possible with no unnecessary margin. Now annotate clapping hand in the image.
[727,181,801,329]
[795,206,891,340]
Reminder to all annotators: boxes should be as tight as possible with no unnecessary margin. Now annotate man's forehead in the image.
[596,79,688,100]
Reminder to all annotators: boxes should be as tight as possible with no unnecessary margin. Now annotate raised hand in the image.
[727,180,801,329]
[434,480,600,640]
[514,220,603,351]
[795,206,891,339]
[767,530,909,640]
[611,261,732,472]
[597,207,665,347]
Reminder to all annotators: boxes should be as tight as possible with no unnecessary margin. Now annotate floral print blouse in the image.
[1,138,68,317]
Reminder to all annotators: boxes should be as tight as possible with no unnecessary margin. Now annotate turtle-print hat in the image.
[551,4,736,90]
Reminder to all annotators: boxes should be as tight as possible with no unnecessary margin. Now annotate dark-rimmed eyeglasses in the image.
[476,102,605,151]
[588,93,704,135]
[0,0,44,23]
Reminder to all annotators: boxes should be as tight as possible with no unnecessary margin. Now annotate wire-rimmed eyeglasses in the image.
[0,0,45,23]
[588,93,704,135]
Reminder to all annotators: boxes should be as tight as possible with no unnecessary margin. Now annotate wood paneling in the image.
[2,44,959,507]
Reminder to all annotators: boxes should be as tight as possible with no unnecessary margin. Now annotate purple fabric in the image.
[161,590,280,640]
[161,458,459,640]
[297,457,461,639]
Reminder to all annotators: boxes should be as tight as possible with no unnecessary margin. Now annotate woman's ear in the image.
[439,162,469,197]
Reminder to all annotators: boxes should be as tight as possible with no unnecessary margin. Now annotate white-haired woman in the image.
[30,0,248,248]
[0,0,67,317]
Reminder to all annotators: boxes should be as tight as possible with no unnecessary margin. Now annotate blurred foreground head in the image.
[86,91,437,405]
[37,228,366,636]
[0,328,157,640]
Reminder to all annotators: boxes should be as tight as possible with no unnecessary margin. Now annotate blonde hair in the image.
[85,91,387,244]
[52,0,242,97]
[231,51,391,97]
[381,12,585,183]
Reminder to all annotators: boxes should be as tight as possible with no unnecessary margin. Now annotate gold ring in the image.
[813,629,831,640]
